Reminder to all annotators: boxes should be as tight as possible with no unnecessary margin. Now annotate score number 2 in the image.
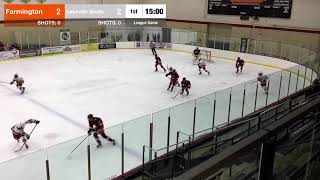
[56,8,61,16]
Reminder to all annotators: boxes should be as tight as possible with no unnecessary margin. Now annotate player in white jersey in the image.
[193,47,201,64]
[10,74,26,94]
[150,41,157,55]
[198,60,210,75]
[257,72,269,94]
[11,119,40,148]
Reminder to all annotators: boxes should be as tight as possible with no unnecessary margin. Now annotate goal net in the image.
[200,50,212,63]
[193,49,213,64]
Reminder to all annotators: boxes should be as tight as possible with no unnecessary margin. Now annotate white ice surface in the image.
[0,49,298,179]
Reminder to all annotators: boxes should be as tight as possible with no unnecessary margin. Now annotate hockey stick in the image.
[14,124,38,152]
[172,89,182,99]
[0,80,10,84]
[67,134,90,158]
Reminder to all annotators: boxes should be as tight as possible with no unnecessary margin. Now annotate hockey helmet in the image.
[183,77,186,81]
[258,72,263,76]
[87,114,94,120]
[14,74,18,78]
[169,67,173,71]
[16,123,23,130]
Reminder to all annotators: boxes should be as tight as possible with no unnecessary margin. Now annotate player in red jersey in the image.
[236,57,245,74]
[155,55,166,72]
[180,77,191,95]
[87,114,115,148]
[165,69,179,91]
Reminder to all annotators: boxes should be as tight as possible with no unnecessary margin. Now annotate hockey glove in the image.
[87,128,95,135]
[25,133,30,139]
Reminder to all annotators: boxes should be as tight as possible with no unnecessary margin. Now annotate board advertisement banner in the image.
[63,45,81,53]
[98,43,116,49]
[136,42,172,49]
[0,50,19,60]
[19,49,40,58]
[41,46,63,55]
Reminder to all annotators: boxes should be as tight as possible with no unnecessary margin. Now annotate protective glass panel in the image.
[243,80,258,116]
[122,115,150,172]
[195,95,215,135]
[267,71,282,105]
[47,135,88,180]
[215,88,231,125]
[90,124,123,180]
[169,100,195,150]
[279,71,290,100]
[229,37,241,52]
[152,109,169,156]
[0,150,46,180]
[229,83,246,121]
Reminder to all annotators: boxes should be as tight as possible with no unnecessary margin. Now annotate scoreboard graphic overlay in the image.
[3,4,166,27]
[208,0,293,18]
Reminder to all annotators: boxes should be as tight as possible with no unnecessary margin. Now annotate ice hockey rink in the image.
[0,48,307,179]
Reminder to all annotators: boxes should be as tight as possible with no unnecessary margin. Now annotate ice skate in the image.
[97,143,102,148]
[21,87,25,94]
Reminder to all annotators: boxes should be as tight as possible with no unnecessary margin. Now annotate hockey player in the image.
[236,57,245,74]
[150,41,157,56]
[198,59,210,75]
[10,74,26,94]
[87,114,115,148]
[193,47,201,64]
[165,69,179,91]
[11,119,40,148]
[180,77,191,95]
[155,55,166,72]
[257,72,269,94]
[168,67,180,87]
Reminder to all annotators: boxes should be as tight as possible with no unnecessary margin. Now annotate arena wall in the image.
[144,0,320,30]
[0,0,319,52]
